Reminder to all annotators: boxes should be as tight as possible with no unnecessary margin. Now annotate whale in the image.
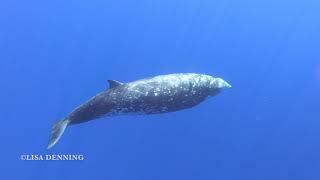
[47,73,231,149]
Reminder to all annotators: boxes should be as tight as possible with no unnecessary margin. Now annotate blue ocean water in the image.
[1,0,320,179]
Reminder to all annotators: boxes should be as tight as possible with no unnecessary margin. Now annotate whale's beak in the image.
[216,78,232,89]
[223,81,232,88]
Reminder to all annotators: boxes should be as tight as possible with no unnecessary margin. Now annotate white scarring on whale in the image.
[47,73,231,149]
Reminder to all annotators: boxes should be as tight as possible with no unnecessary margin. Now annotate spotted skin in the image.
[47,73,231,149]
[67,73,231,124]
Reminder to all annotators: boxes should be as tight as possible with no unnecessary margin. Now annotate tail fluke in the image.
[47,119,70,149]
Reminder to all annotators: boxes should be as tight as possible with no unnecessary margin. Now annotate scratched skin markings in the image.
[47,73,231,149]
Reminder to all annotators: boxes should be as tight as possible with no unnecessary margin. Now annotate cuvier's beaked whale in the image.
[47,73,231,149]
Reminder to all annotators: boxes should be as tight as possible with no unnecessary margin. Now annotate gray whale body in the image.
[47,73,231,149]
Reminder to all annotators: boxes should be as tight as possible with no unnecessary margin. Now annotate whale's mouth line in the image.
[225,82,232,88]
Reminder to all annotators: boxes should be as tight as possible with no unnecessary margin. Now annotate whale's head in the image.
[215,77,232,89]
[208,77,231,96]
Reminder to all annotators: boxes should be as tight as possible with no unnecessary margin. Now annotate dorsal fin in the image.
[108,80,123,89]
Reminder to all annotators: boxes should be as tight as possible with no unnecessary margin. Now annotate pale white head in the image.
[214,77,232,89]
[208,77,231,96]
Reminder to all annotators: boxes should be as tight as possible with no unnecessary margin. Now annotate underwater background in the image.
[1,0,320,179]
